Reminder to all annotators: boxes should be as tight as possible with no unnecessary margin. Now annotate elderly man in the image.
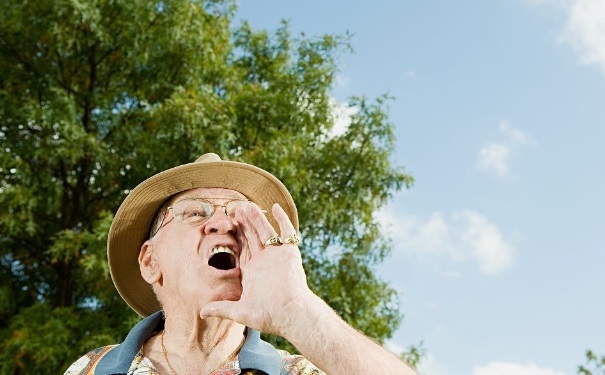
[65,154,417,375]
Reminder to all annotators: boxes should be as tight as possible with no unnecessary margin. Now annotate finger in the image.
[243,203,278,251]
[272,203,297,241]
[234,207,254,265]
[236,204,274,255]
[235,226,252,267]
[200,301,244,323]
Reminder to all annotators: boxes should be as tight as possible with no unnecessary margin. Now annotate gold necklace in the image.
[160,330,243,375]
[161,330,178,375]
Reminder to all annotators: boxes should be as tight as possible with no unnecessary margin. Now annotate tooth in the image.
[211,246,234,255]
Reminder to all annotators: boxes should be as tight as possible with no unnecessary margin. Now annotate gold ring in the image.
[263,236,283,247]
[282,234,300,246]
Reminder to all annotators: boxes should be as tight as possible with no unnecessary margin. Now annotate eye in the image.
[179,203,213,223]
[225,200,249,218]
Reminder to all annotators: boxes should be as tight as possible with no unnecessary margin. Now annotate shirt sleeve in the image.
[63,353,94,375]
[63,346,117,375]
[278,350,325,375]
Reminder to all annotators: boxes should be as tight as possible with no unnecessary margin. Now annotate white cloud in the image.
[335,73,351,88]
[384,340,405,355]
[526,0,569,6]
[418,353,450,375]
[499,121,534,146]
[529,0,605,75]
[476,120,534,179]
[379,209,514,276]
[477,142,511,178]
[385,342,449,375]
[559,0,605,74]
[328,98,357,137]
[473,361,568,375]
[458,211,515,275]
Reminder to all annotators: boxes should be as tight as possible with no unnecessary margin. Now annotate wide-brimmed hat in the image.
[107,153,298,317]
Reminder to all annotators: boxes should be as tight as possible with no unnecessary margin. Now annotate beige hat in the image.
[107,153,298,317]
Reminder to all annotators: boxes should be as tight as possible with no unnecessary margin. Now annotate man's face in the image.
[149,187,247,313]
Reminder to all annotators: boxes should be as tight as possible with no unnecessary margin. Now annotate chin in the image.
[212,286,242,302]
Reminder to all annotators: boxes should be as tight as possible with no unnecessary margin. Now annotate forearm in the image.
[280,293,417,375]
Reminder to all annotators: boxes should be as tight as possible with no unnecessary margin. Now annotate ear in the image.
[139,240,161,284]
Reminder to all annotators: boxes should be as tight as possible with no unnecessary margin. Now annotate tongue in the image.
[208,252,235,270]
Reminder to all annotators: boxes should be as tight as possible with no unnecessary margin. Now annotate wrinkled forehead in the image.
[168,187,248,205]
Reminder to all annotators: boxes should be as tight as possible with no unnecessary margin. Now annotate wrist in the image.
[276,291,338,345]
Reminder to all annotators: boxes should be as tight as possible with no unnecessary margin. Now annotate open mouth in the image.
[208,246,236,270]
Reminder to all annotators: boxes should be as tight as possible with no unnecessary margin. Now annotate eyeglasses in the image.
[152,197,263,236]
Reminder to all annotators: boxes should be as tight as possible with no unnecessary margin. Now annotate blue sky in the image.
[236,1,605,374]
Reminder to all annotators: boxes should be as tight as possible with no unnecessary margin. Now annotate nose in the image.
[203,208,237,234]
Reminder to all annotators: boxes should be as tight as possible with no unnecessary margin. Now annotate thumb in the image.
[200,300,242,321]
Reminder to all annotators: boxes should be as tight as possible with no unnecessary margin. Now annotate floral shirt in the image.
[64,345,323,375]
[64,312,320,375]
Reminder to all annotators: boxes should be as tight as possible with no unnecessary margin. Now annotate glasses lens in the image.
[173,199,214,224]
[225,200,250,218]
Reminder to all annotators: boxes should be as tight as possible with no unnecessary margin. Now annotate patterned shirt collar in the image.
[95,311,282,375]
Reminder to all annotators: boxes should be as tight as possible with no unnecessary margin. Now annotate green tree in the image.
[579,350,605,375]
[0,0,415,373]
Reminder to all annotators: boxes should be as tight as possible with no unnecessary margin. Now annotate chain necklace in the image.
[160,330,242,375]
[161,330,178,375]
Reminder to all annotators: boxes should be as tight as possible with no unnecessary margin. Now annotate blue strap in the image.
[238,329,282,374]
[94,311,282,375]
[96,312,163,374]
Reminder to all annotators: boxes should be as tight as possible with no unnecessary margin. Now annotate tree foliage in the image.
[579,350,605,375]
[0,0,414,372]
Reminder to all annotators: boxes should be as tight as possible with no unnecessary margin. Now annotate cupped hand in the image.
[199,202,314,336]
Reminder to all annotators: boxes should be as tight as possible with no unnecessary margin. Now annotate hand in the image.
[199,202,314,336]
[201,203,418,375]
